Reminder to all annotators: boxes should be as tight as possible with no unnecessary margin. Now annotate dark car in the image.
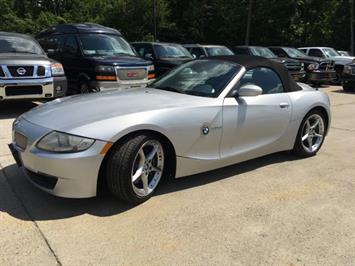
[0,31,67,100]
[37,23,155,94]
[231,46,306,81]
[268,46,336,85]
[131,42,193,77]
[183,44,234,58]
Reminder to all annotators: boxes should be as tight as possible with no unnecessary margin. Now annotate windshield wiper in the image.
[154,86,184,94]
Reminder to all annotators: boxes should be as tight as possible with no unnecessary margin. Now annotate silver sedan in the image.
[9,56,331,204]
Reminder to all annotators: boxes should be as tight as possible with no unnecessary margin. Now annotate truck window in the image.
[309,49,324,58]
[63,36,79,55]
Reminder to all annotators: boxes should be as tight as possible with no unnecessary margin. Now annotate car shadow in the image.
[331,89,355,94]
[0,101,39,120]
[1,151,302,222]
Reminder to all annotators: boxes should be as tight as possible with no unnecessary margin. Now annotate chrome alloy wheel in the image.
[301,114,325,153]
[131,140,164,197]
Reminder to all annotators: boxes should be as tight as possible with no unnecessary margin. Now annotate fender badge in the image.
[201,125,210,135]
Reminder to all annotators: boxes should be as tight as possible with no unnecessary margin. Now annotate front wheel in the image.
[293,110,326,157]
[106,134,166,204]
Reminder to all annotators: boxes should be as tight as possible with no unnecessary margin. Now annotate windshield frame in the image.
[0,34,45,55]
[78,33,137,57]
[154,43,193,59]
[150,59,242,98]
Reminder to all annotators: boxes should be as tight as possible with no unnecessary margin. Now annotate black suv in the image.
[37,23,155,93]
[231,46,306,81]
[131,42,193,77]
[268,46,336,85]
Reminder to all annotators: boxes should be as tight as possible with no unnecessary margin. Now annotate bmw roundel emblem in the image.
[201,125,210,135]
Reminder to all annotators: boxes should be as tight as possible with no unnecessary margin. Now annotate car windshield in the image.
[323,48,339,57]
[78,34,136,56]
[155,44,193,59]
[250,47,276,58]
[0,35,44,54]
[151,59,241,98]
[283,47,306,58]
[338,51,350,56]
[205,46,234,56]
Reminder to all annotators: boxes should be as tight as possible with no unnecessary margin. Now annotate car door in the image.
[220,67,292,158]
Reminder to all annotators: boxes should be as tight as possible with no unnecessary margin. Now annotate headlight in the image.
[51,63,65,76]
[344,65,352,75]
[307,63,319,71]
[37,131,95,153]
[95,65,116,72]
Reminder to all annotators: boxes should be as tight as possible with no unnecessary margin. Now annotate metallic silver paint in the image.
[12,68,331,198]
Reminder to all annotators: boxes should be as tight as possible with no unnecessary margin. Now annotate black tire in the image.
[292,110,326,157]
[106,134,167,204]
[78,78,90,94]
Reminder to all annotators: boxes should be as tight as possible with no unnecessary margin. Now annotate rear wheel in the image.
[293,110,326,157]
[106,134,166,204]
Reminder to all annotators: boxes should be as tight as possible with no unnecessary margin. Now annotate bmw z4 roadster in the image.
[9,56,331,204]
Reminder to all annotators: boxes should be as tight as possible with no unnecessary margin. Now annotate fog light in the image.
[55,86,62,92]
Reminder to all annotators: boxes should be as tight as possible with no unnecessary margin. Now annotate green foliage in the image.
[0,0,352,50]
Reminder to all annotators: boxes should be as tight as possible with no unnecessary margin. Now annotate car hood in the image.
[157,57,192,65]
[86,55,152,66]
[0,53,52,65]
[21,88,209,132]
[270,57,300,64]
[329,55,355,64]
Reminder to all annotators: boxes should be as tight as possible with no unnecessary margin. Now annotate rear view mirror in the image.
[238,84,263,97]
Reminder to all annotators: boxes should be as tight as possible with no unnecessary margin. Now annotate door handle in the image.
[279,102,289,109]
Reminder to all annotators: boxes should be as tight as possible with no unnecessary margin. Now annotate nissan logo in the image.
[16,67,26,76]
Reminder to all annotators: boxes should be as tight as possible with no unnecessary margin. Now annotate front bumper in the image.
[306,70,337,82]
[9,118,107,198]
[289,70,306,81]
[0,76,67,100]
[90,79,152,92]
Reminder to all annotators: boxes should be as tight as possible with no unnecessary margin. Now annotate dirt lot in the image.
[0,86,355,265]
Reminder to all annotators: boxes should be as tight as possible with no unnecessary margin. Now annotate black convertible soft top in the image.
[207,55,302,92]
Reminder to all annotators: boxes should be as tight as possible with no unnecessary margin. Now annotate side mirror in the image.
[238,84,263,97]
[46,49,55,55]
[144,53,154,60]
[192,54,197,59]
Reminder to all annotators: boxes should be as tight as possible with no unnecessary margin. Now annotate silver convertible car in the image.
[9,56,331,204]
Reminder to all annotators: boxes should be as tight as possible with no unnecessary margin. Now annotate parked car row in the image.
[1,23,355,101]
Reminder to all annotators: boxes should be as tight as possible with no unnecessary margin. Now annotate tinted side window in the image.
[63,36,79,55]
[239,67,284,94]
[309,49,324,58]
[38,36,64,54]
[271,48,287,57]
[135,44,154,58]
[190,47,204,58]
[233,48,250,55]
